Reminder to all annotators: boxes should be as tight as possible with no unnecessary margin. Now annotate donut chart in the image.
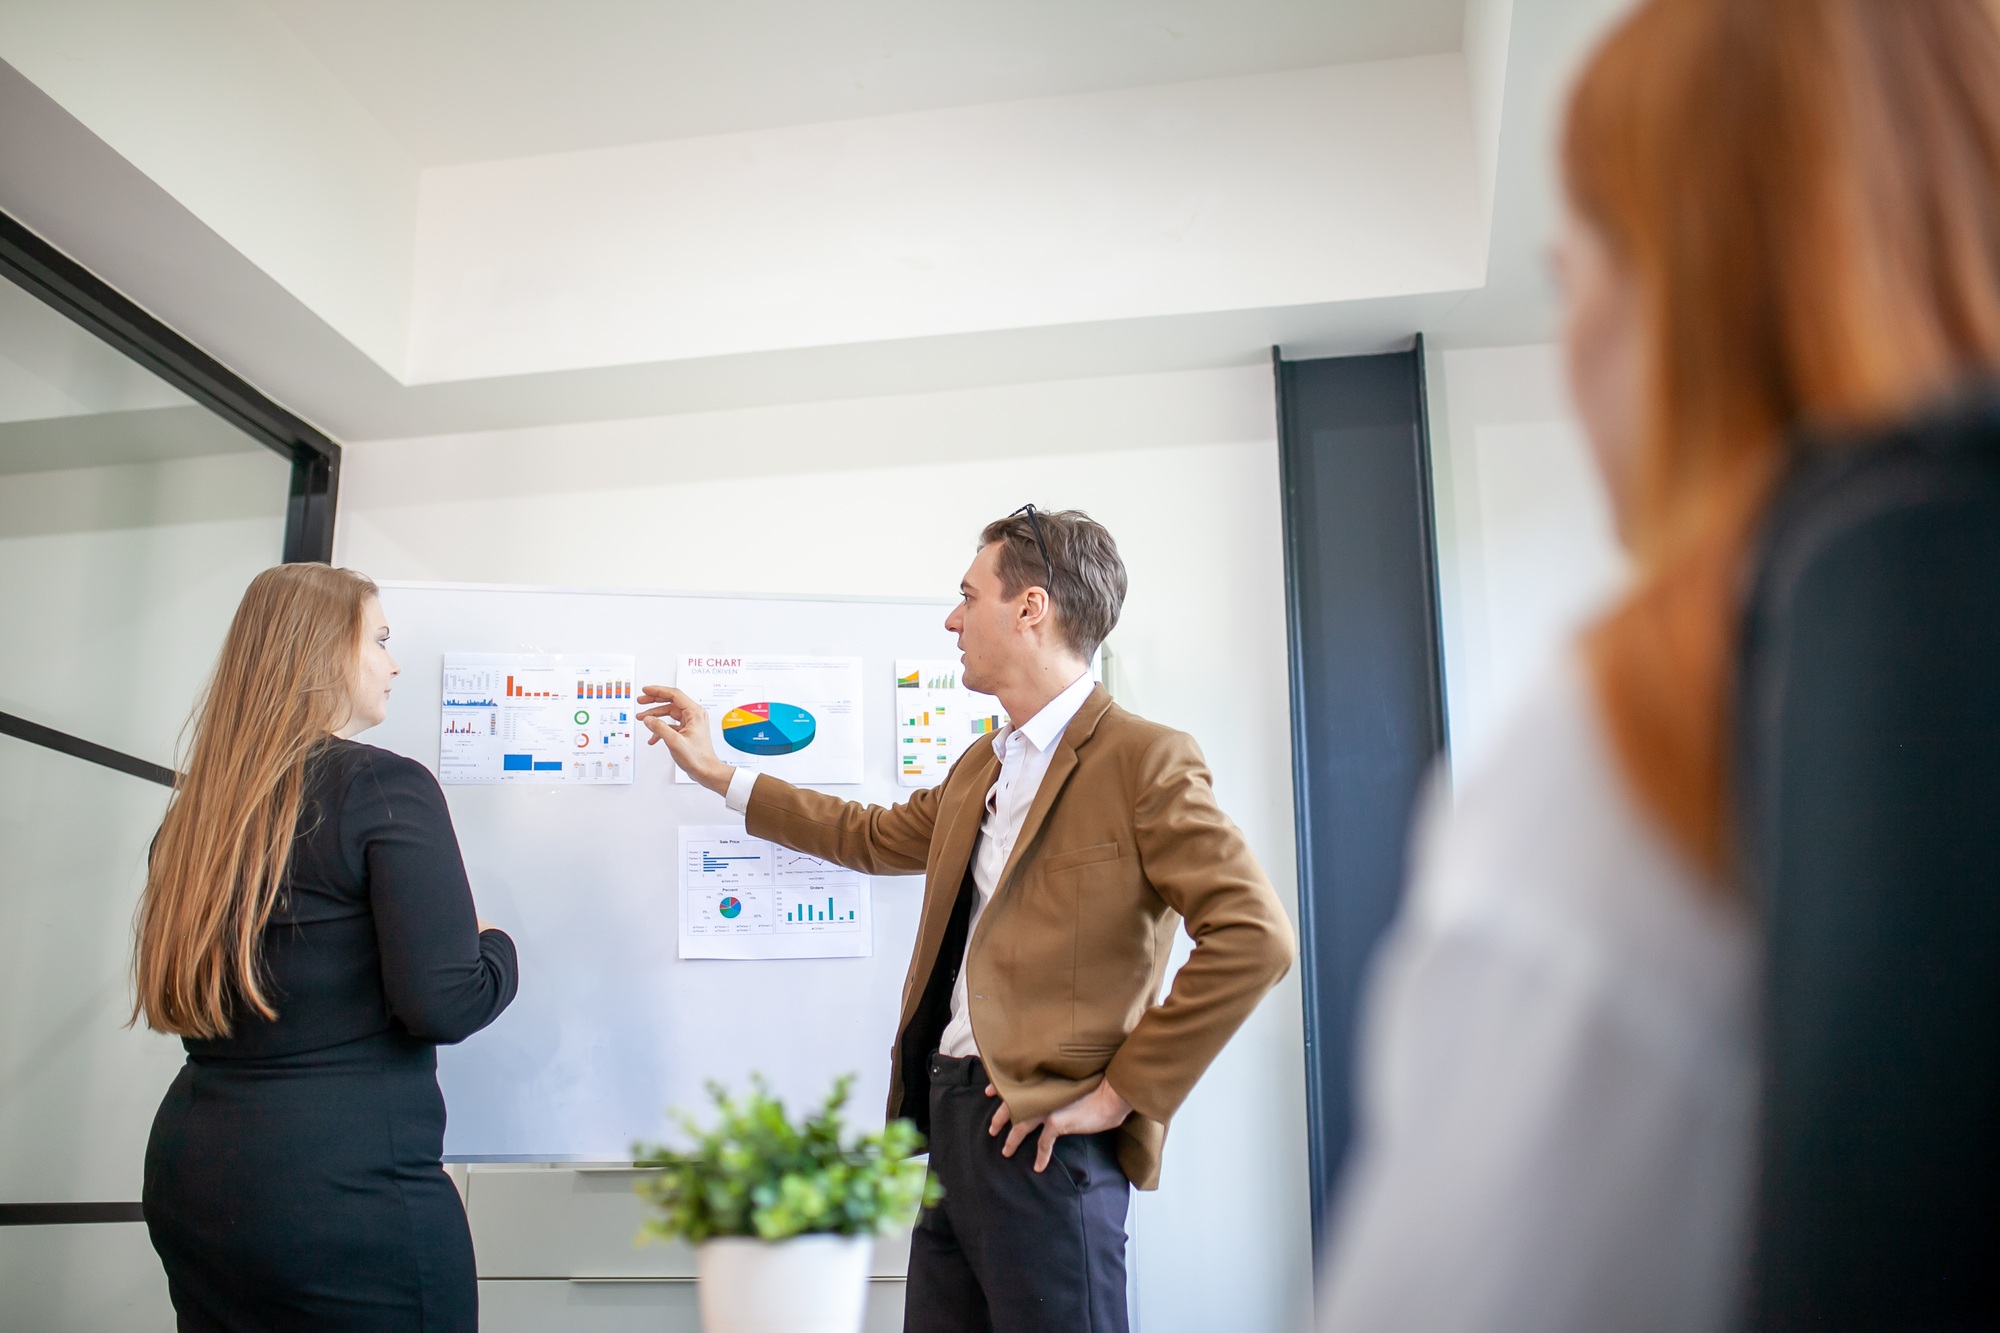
[721,701,817,756]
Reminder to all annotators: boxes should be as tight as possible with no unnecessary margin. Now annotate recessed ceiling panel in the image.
[260,0,1465,165]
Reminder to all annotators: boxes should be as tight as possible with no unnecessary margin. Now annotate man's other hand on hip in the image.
[988,1078,1133,1173]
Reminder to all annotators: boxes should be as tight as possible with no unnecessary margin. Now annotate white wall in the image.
[1462,0,1516,231]
[408,56,1483,382]
[334,362,1316,1333]
[1424,341,1627,780]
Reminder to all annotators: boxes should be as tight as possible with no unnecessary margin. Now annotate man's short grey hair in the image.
[978,509,1128,660]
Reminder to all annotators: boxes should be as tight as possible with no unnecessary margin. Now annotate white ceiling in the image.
[259,0,1465,166]
[1,0,1633,445]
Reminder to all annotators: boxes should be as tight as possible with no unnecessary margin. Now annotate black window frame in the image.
[0,208,339,563]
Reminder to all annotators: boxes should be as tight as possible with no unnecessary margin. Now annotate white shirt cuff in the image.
[723,767,759,813]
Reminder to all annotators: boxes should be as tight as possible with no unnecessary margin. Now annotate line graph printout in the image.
[894,659,1007,787]
[439,653,636,785]
[675,654,863,785]
[679,825,872,960]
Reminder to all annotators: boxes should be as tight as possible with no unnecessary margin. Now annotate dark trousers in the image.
[907,1054,1130,1333]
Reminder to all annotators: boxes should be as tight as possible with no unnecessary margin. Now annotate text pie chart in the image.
[720,701,817,756]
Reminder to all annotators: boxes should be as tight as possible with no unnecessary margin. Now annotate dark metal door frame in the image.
[1275,339,1449,1262]
[0,206,336,1227]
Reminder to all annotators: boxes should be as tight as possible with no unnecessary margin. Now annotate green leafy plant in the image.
[633,1074,941,1243]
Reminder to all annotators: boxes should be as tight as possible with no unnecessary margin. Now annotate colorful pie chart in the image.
[718,896,742,919]
[720,701,817,756]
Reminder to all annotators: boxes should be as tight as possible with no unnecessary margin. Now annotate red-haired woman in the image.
[1321,2,2000,1328]
[136,564,516,1331]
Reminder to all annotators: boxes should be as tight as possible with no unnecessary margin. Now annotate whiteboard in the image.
[370,581,958,1160]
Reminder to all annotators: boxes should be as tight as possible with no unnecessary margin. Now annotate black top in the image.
[186,737,518,1062]
[145,737,516,1331]
[1736,386,2000,1328]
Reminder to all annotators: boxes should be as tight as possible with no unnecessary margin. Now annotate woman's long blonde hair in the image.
[1564,0,2000,874]
[133,563,379,1038]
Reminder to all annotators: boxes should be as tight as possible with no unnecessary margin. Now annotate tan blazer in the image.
[744,684,1295,1189]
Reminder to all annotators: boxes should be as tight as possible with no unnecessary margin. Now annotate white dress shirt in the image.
[1319,653,1756,1333]
[725,670,1097,1062]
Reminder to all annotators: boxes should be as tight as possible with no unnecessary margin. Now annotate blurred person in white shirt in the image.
[1318,1,2000,1329]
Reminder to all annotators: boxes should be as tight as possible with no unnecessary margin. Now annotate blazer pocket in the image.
[1057,1042,1122,1060]
[1043,840,1121,872]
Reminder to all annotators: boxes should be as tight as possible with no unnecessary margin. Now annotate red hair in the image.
[1565,0,2000,872]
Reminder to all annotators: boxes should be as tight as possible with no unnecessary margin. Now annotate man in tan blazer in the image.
[639,507,1294,1333]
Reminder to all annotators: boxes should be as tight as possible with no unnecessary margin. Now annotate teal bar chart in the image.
[785,897,858,924]
[773,882,864,933]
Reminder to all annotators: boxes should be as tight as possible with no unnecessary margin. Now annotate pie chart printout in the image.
[676,655,863,784]
[721,701,817,756]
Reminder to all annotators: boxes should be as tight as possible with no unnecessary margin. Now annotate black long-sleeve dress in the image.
[143,738,518,1333]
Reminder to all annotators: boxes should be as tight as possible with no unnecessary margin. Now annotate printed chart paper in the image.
[679,825,872,960]
[675,654,863,785]
[439,653,636,785]
[894,660,1008,788]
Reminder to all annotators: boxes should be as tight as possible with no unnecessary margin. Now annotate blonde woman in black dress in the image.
[135,564,517,1331]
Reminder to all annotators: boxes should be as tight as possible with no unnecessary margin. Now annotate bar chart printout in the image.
[894,659,1008,787]
[679,826,871,960]
[439,652,636,785]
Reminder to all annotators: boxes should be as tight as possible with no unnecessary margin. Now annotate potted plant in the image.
[634,1074,940,1333]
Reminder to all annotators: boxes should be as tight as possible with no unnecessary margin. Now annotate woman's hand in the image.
[476,917,496,934]
[635,686,737,795]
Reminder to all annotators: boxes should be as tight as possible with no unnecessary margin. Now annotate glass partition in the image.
[0,278,291,762]
[0,249,302,1329]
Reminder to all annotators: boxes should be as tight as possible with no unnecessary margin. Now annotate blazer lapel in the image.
[909,739,999,970]
[932,739,997,888]
[989,685,1115,896]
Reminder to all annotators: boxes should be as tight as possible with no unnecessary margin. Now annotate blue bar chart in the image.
[440,652,636,785]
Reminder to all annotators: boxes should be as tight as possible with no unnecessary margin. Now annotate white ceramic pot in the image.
[695,1233,874,1333]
